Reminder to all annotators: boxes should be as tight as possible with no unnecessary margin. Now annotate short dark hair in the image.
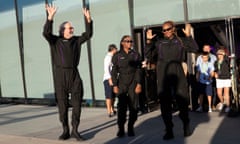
[108,44,117,52]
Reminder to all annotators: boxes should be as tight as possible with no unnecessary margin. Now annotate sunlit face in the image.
[203,45,211,53]
[63,22,74,39]
[162,23,175,39]
[121,36,133,49]
[202,55,209,62]
[216,50,225,60]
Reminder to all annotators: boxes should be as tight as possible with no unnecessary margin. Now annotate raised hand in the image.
[182,23,192,37]
[146,29,156,40]
[82,8,91,23]
[45,4,57,20]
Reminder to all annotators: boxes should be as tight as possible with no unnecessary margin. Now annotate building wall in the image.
[0,0,240,102]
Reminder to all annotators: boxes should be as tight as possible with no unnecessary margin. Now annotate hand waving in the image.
[182,23,192,37]
[82,8,91,23]
[45,4,57,20]
[146,29,156,40]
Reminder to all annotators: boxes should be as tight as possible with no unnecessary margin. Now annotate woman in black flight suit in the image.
[145,21,199,140]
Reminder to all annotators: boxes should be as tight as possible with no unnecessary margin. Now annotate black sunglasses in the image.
[123,40,133,43]
[162,27,173,33]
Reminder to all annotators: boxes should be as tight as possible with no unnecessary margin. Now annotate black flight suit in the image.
[111,48,142,136]
[43,19,93,133]
[145,36,198,137]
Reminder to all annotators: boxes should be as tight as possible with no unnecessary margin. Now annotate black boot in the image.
[184,123,192,137]
[71,129,85,141]
[117,126,125,137]
[59,125,70,140]
[128,124,135,137]
[163,129,174,140]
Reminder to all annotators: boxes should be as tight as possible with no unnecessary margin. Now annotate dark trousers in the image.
[160,94,190,130]
[55,67,83,130]
[117,83,138,130]
[157,62,190,131]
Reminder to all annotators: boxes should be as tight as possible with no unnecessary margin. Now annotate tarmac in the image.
[0,104,240,144]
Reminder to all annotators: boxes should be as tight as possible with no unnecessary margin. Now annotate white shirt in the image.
[196,53,217,66]
[103,52,113,81]
[197,61,214,84]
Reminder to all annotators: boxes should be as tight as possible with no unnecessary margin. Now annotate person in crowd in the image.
[145,21,198,140]
[214,47,231,113]
[43,4,93,141]
[196,44,217,65]
[196,44,217,109]
[111,35,142,137]
[103,44,117,117]
[196,52,215,112]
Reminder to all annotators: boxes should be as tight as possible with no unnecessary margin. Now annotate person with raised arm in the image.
[43,3,93,141]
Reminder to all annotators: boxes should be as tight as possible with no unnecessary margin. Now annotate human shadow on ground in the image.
[81,110,210,144]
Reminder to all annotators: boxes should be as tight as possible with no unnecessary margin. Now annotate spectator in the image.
[196,52,215,112]
[196,44,217,109]
[103,44,117,117]
[214,47,231,113]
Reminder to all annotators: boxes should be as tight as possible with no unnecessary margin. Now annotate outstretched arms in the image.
[45,4,90,22]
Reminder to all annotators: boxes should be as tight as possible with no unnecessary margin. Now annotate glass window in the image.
[20,0,55,98]
[188,0,240,20]
[90,0,131,100]
[134,0,185,27]
[0,0,25,98]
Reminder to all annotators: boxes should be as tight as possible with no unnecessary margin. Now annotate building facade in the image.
[0,0,240,105]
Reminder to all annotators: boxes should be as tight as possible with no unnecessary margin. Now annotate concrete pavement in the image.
[0,104,240,144]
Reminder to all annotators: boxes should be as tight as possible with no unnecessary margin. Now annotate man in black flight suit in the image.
[43,4,93,141]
